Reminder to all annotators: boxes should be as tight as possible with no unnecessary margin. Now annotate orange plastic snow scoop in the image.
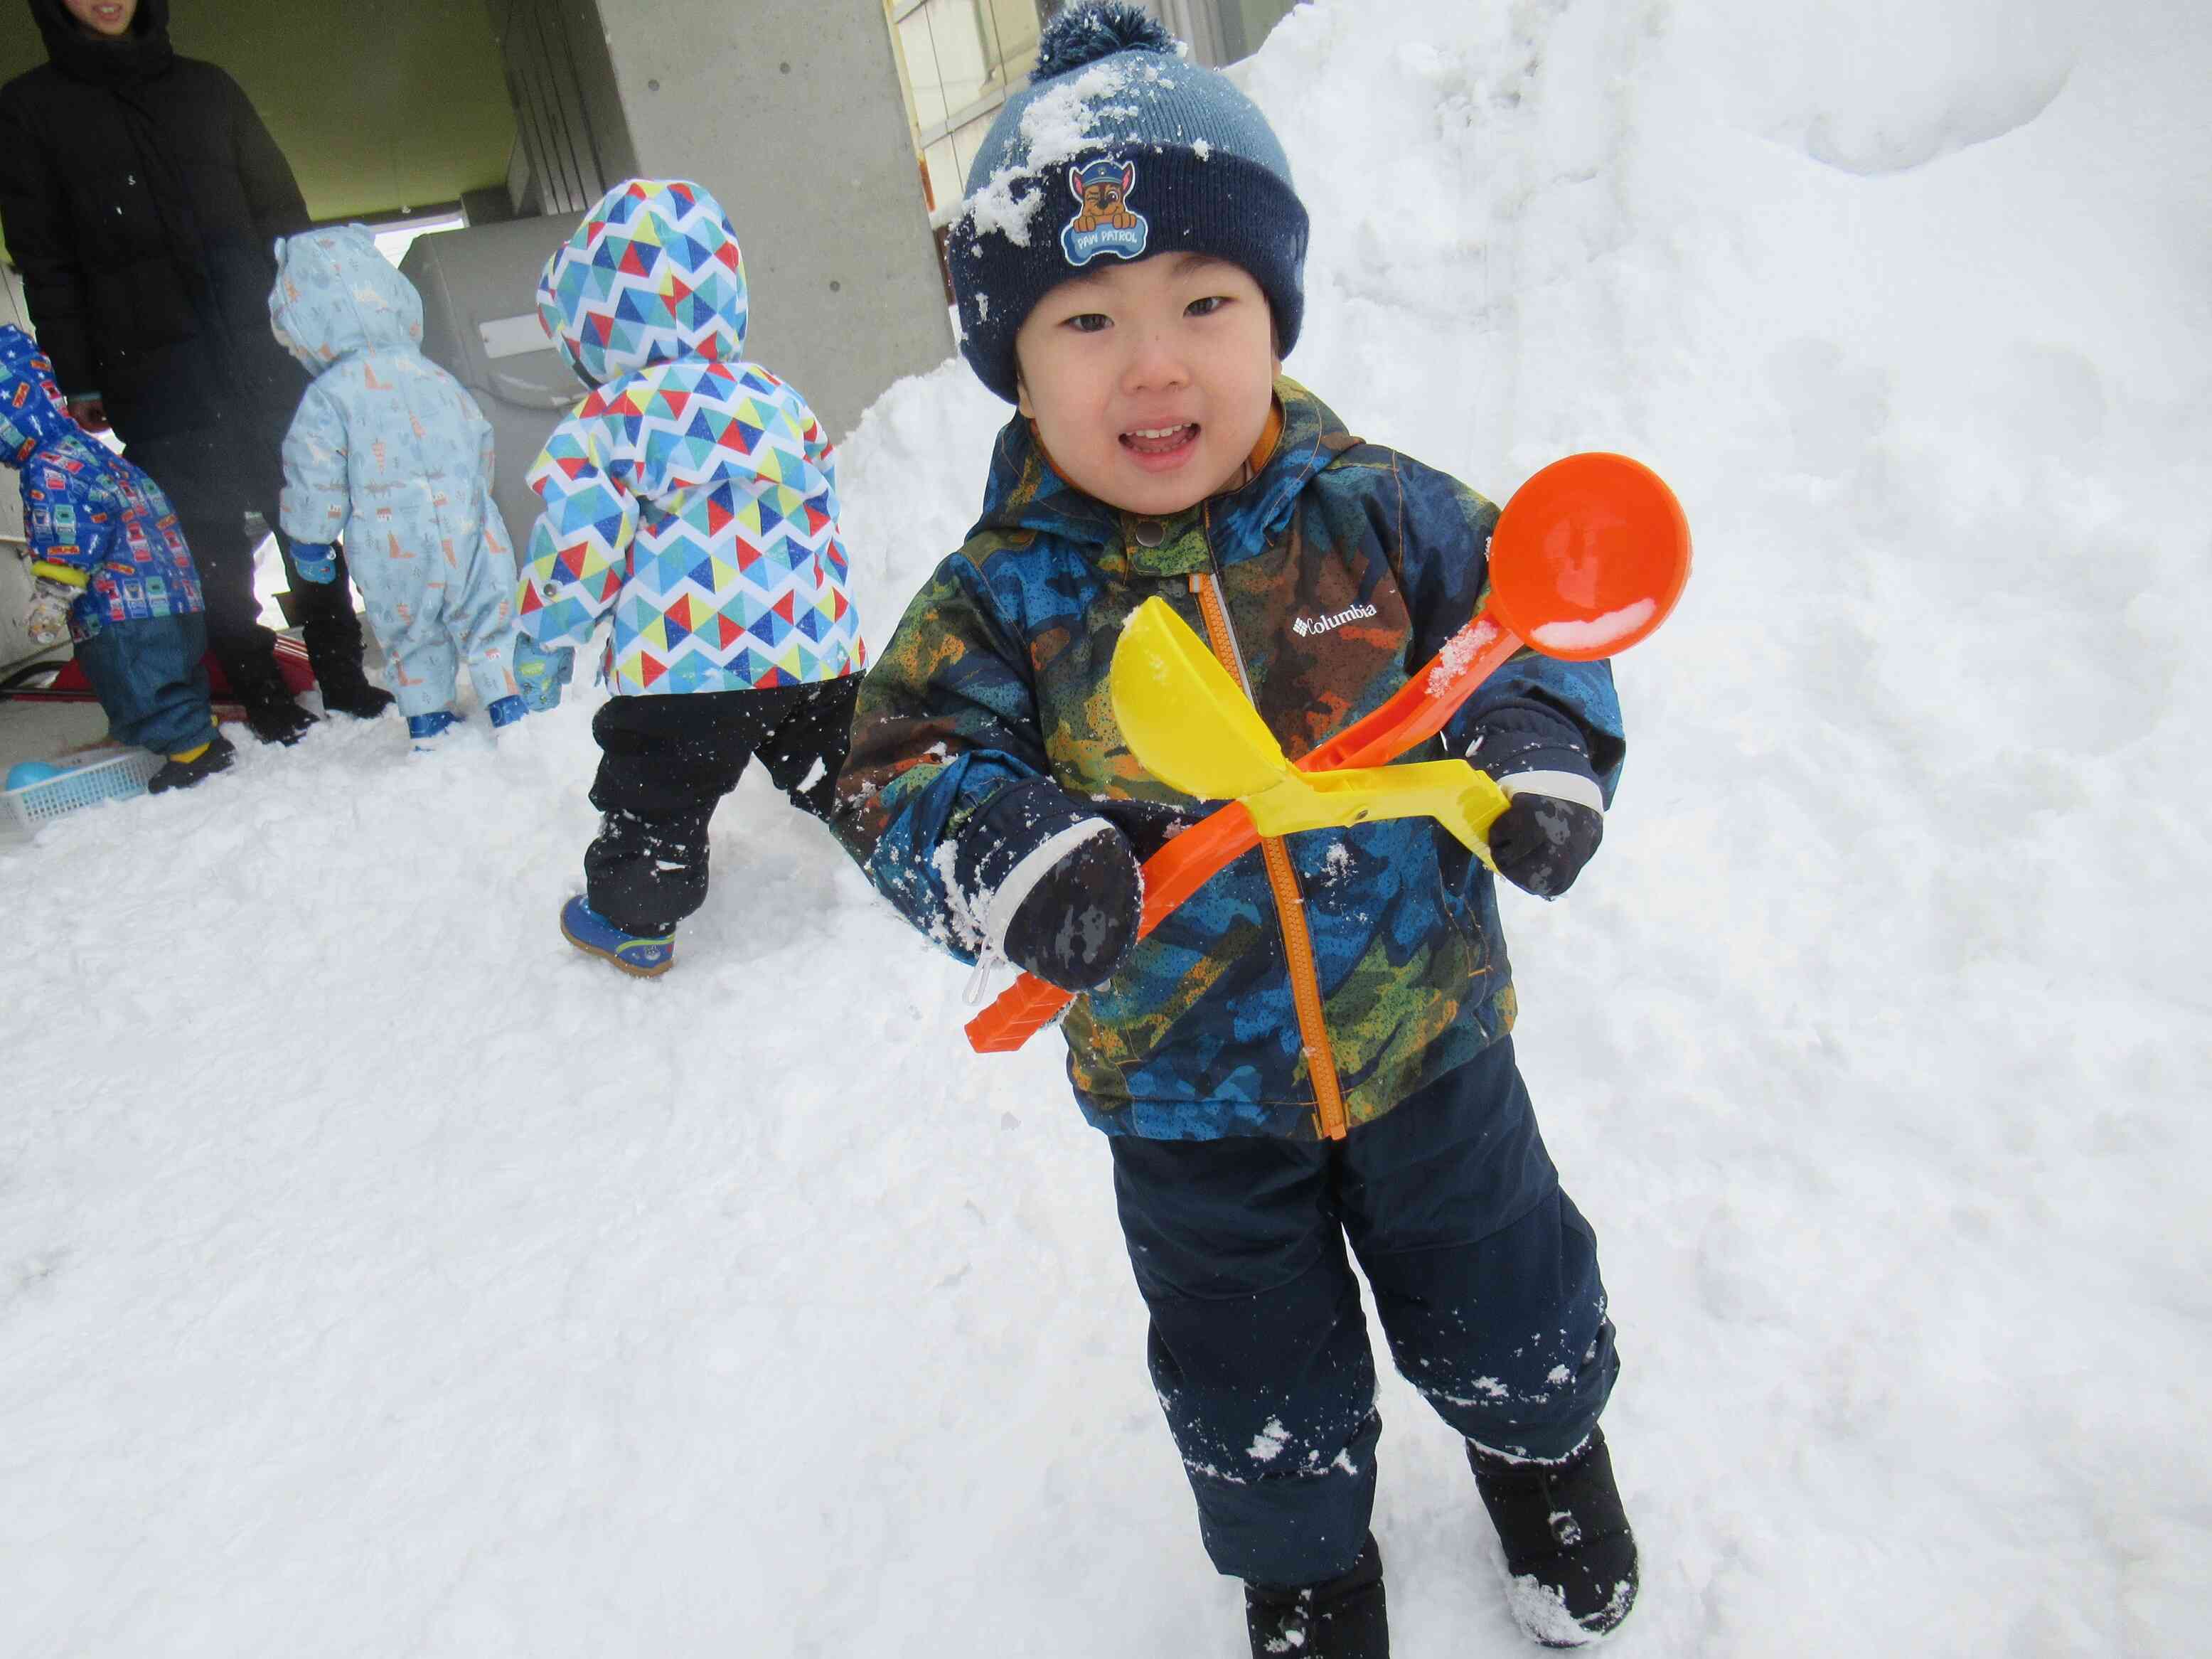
[964,452,1689,1054]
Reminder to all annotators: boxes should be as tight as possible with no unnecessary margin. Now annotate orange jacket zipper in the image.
[1188,565,1350,1141]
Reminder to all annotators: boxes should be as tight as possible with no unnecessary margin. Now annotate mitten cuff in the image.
[1498,769,1605,814]
[1465,701,1600,790]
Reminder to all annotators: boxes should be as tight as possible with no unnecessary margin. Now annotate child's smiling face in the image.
[1013,252,1278,518]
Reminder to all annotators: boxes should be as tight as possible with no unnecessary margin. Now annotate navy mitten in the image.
[1489,786,1604,898]
[953,777,1143,991]
[1466,700,1608,900]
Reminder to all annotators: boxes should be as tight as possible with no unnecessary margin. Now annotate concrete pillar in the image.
[577,0,956,439]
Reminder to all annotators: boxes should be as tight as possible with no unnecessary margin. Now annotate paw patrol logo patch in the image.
[1060,159,1149,267]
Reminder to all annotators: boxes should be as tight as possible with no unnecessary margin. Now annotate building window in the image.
[884,0,1297,226]
[887,0,1044,222]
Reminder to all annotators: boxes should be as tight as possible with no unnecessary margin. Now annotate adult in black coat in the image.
[0,0,389,740]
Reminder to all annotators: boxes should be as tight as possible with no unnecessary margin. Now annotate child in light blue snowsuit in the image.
[269,225,561,744]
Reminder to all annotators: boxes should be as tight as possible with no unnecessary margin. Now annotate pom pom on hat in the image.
[1033,2,1176,78]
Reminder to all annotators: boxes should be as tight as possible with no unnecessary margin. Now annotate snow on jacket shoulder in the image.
[1,324,201,641]
[269,226,513,573]
[839,379,1626,1141]
[515,178,865,695]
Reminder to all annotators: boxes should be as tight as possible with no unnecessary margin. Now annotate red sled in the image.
[18,634,317,705]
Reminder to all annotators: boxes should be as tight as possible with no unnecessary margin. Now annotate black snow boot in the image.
[217,645,318,746]
[1245,1534,1388,1659]
[314,663,395,720]
[147,732,236,794]
[242,690,317,745]
[1468,1429,1637,1647]
[306,629,395,720]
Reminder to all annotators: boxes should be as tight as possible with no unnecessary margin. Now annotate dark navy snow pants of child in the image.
[73,612,217,756]
[1108,1037,1618,1591]
[585,678,862,935]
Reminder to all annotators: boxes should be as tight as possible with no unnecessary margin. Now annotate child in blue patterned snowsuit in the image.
[269,226,555,745]
[4,324,232,792]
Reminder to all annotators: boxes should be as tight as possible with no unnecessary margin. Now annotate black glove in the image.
[953,777,1143,992]
[1489,784,1603,898]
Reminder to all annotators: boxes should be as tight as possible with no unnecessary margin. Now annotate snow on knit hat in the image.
[946,2,1308,404]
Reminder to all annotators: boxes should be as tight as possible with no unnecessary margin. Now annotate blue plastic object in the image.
[3,747,165,838]
[291,543,339,585]
[6,760,63,790]
[559,895,675,978]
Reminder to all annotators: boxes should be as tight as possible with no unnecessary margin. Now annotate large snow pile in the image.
[6,1,2208,1653]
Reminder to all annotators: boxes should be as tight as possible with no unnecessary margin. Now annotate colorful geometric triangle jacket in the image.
[515,178,865,696]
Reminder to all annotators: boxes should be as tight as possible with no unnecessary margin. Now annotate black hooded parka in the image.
[0,0,312,442]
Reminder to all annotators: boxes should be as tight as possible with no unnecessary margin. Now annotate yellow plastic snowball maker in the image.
[1110,598,1512,865]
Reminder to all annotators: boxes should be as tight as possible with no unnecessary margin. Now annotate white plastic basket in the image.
[1,747,164,843]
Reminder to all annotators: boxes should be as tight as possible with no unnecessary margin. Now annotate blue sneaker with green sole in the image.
[560,895,675,977]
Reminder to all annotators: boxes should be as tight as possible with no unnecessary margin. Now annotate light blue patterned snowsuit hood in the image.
[269,225,425,369]
[270,228,523,720]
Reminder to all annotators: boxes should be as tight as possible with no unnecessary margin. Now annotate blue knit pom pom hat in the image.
[947,1,1308,404]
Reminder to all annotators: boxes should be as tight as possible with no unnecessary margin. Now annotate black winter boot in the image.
[305,626,394,720]
[215,641,318,746]
[314,664,395,720]
[1468,1429,1637,1647]
[147,731,235,794]
[242,690,317,745]
[1245,1534,1388,1659]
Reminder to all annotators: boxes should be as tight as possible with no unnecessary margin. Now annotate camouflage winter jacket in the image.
[840,380,1625,1141]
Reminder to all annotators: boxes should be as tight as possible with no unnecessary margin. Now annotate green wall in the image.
[0,0,516,257]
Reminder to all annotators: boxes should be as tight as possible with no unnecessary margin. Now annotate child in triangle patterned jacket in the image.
[515,177,867,977]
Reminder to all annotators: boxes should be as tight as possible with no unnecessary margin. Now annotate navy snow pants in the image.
[1108,1037,1618,1591]
[584,678,861,935]
[73,611,217,756]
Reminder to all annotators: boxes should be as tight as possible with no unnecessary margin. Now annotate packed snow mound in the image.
[7,1,2211,1655]
[1681,0,2085,174]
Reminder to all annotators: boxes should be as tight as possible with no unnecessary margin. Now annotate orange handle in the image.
[962,613,1524,1052]
[964,803,1259,1051]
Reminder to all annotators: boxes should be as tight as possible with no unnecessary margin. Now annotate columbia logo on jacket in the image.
[1292,602,1377,637]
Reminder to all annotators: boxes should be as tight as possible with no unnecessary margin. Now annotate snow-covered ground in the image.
[6,1,2209,1653]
